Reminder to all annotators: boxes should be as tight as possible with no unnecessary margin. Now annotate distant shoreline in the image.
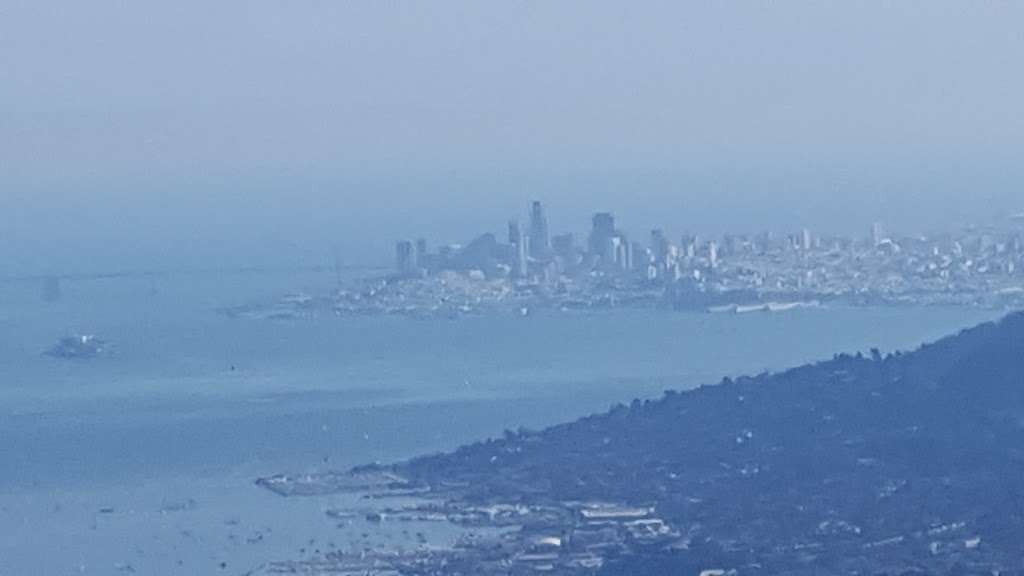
[221,272,1021,321]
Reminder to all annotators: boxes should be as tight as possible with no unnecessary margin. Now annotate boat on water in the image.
[45,335,105,359]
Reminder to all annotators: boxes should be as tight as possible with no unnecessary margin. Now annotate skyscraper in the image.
[612,237,628,270]
[395,240,415,275]
[589,212,616,263]
[415,238,428,269]
[509,220,528,278]
[529,201,550,258]
[650,229,669,268]
[508,220,522,245]
[872,222,885,247]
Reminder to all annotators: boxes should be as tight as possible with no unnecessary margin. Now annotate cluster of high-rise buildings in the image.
[395,201,728,285]
[388,202,1024,311]
[225,206,1024,320]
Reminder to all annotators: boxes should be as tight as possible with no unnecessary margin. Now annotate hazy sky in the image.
[2,1,1023,273]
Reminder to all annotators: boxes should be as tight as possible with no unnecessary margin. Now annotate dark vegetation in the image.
[377,312,1024,574]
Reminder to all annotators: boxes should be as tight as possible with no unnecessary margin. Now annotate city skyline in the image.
[394,200,1023,277]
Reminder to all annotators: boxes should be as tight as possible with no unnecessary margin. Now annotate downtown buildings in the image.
[383,202,1024,314]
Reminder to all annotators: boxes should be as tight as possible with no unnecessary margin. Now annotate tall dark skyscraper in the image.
[589,212,616,263]
[528,201,550,258]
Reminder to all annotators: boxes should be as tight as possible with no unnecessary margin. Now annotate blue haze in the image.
[3,2,1024,275]
[1,2,1023,573]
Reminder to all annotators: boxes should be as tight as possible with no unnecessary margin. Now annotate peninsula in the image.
[259,312,1024,575]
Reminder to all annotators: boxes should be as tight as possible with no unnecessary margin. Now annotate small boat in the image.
[45,335,105,359]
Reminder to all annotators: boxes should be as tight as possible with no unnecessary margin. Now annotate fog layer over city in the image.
[3,2,1024,275]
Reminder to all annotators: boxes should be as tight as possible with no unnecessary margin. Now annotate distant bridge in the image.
[0,264,388,285]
